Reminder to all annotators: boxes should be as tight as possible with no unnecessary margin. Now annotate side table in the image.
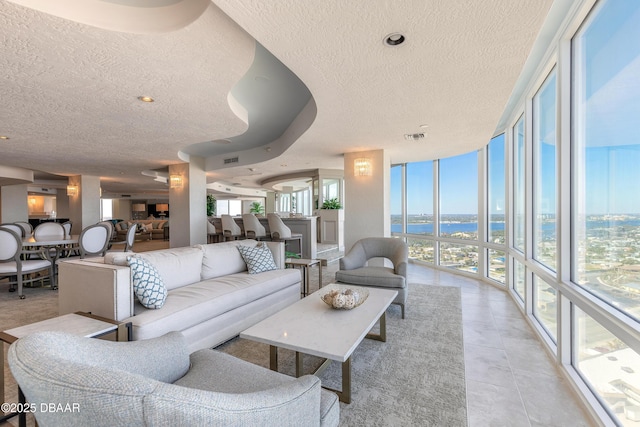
[285,258,326,296]
[1,312,131,427]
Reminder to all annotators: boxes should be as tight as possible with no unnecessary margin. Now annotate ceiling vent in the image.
[404,133,425,141]
[224,157,239,164]
[121,194,131,198]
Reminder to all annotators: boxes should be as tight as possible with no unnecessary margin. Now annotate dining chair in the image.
[267,213,302,257]
[34,222,65,240]
[207,220,222,243]
[0,223,25,237]
[14,221,33,237]
[221,215,243,241]
[242,213,269,240]
[123,224,138,252]
[0,227,55,299]
[61,221,73,238]
[78,223,110,259]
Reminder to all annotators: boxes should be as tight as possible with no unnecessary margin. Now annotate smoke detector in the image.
[404,133,425,141]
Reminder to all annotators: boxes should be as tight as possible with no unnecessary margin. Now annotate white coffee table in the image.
[240,284,397,403]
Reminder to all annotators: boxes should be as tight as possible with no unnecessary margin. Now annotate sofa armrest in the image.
[58,260,134,321]
[265,241,285,269]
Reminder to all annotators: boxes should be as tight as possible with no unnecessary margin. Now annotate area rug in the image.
[216,284,467,426]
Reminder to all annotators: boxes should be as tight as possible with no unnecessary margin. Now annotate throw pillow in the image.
[127,256,167,309]
[120,222,129,231]
[237,244,277,274]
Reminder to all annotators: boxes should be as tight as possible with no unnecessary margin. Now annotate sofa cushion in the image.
[197,241,259,280]
[128,256,168,309]
[237,244,277,274]
[335,266,406,288]
[137,247,203,291]
[130,268,300,340]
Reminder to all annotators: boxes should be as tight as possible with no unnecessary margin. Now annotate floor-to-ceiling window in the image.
[513,115,526,254]
[440,152,478,273]
[533,69,557,271]
[406,161,434,263]
[571,0,640,423]
[487,134,506,284]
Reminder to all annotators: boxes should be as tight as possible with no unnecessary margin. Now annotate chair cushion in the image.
[237,244,277,274]
[335,266,406,288]
[127,256,168,309]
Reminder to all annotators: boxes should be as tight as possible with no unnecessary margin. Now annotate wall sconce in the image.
[29,197,36,205]
[66,185,78,197]
[354,158,372,176]
[169,174,183,189]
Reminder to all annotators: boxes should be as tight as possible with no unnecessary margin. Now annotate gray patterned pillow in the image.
[237,244,277,274]
[127,256,167,309]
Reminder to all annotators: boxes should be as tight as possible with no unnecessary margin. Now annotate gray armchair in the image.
[8,331,339,427]
[335,237,408,318]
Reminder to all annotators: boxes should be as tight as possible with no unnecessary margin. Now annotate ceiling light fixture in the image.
[137,96,154,102]
[384,33,405,46]
[0,135,9,140]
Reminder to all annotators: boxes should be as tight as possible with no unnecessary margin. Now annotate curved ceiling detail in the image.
[180,43,316,171]
[0,165,34,186]
[6,0,210,33]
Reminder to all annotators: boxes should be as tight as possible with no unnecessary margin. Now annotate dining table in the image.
[21,235,79,288]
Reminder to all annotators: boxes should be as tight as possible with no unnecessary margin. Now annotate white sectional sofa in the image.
[58,240,301,352]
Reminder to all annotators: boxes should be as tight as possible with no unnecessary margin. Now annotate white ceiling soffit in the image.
[5,0,210,33]
[179,43,315,163]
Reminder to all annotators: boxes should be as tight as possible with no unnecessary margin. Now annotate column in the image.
[0,184,29,223]
[68,175,101,234]
[169,157,206,248]
[343,149,390,252]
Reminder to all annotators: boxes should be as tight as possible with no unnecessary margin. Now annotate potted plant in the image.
[320,198,342,209]
[249,201,264,215]
[206,194,216,217]
[318,198,344,249]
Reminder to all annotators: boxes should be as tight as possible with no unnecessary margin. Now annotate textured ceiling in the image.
[0,0,554,197]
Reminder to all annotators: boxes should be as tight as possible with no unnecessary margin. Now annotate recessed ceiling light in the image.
[384,33,405,46]
[137,96,154,102]
[0,135,9,140]
[419,124,429,128]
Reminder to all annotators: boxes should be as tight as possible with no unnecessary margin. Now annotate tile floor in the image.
[405,263,596,427]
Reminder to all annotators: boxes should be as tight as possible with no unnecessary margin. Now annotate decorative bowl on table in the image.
[320,287,369,310]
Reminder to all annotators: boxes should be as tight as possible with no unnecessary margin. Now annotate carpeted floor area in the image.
[216,283,467,426]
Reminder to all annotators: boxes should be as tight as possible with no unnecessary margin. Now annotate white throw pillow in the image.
[127,256,167,309]
[237,244,277,274]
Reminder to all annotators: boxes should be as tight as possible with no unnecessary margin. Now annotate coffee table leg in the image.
[340,357,352,403]
[296,352,304,377]
[269,345,278,371]
[365,312,387,342]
